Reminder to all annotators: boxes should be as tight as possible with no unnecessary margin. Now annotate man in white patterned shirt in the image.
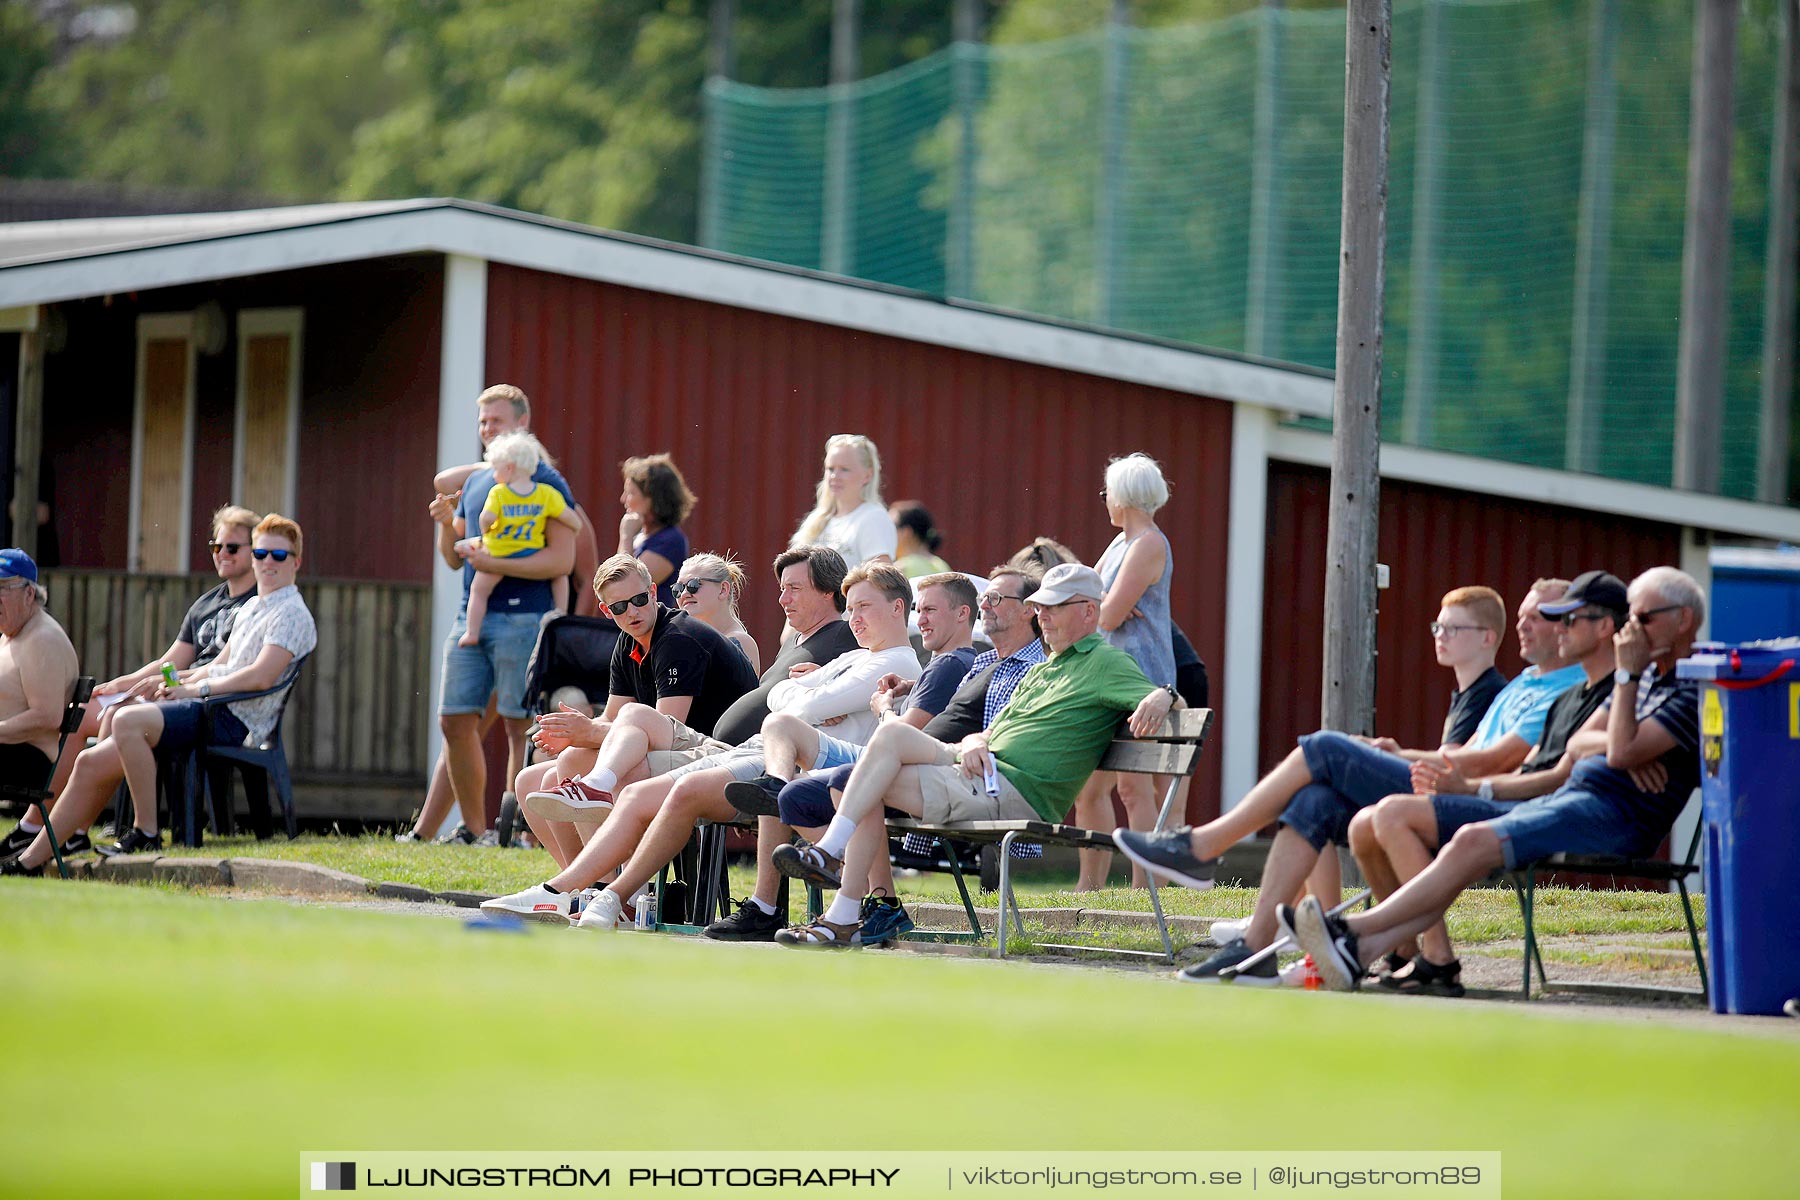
[5,515,317,872]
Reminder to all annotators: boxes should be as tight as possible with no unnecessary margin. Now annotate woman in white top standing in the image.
[790,434,896,567]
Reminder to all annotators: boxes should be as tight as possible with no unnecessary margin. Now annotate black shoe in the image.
[724,776,785,819]
[702,897,785,942]
[54,832,92,857]
[1292,896,1362,992]
[0,855,44,876]
[1177,937,1279,986]
[434,823,475,845]
[1111,826,1218,890]
[95,827,164,858]
[1,823,39,860]
[1381,954,1466,998]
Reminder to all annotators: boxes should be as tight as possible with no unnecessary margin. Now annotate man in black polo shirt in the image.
[1345,570,1630,995]
[708,546,860,745]
[523,554,758,818]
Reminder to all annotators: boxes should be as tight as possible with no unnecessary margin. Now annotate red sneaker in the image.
[522,778,615,822]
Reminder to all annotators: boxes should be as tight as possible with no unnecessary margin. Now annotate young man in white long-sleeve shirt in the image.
[482,562,920,929]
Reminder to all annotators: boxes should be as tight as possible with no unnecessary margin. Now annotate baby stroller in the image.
[500,614,619,847]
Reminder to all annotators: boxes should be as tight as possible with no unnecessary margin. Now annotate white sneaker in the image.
[573,888,627,931]
[480,883,574,924]
[1210,917,1249,945]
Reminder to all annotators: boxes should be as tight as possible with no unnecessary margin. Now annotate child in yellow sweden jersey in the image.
[455,430,583,647]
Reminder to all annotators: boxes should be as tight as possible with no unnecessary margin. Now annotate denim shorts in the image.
[1488,786,1665,870]
[778,766,853,829]
[810,732,864,773]
[1281,731,1415,850]
[439,611,544,718]
[1429,793,1516,848]
[779,764,909,829]
[156,698,251,753]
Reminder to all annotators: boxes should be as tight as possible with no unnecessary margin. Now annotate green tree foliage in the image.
[36,0,406,197]
[0,2,72,177]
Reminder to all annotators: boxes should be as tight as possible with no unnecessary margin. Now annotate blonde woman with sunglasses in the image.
[674,552,760,674]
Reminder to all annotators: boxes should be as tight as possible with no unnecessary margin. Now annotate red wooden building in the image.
[1,199,1794,833]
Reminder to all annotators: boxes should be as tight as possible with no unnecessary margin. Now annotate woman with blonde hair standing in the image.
[673,551,760,674]
[1074,452,1177,890]
[790,434,896,567]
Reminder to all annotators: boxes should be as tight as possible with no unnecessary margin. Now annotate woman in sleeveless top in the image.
[1075,452,1177,890]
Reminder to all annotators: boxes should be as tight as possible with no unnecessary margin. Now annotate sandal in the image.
[1370,950,1411,984]
[771,841,843,889]
[1386,954,1465,998]
[772,917,861,948]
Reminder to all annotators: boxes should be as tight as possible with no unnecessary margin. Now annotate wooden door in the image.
[234,309,303,518]
[131,314,196,573]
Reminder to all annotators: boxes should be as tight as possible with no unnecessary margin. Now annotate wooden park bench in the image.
[888,707,1214,962]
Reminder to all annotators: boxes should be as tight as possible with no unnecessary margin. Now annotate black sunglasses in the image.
[1632,604,1683,625]
[676,577,727,596]
[1556,610,1615,627]
[604,591,653,617]
[251,548,292,562]
[207,541,244,554]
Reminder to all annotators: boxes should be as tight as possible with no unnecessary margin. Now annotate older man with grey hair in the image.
[1290,566,1707,991]
[768,561,1177,947]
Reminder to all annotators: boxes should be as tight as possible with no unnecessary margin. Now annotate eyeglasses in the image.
[676,578,726,597]
[1428,622,1481,638]
[979,591,1023,609]
[604,591,653,617]
[251,548,292,562]
[1028,598,1088,615]
[207,541,244,555]
[1556,610,1613,627]
[1632,604,1682,625]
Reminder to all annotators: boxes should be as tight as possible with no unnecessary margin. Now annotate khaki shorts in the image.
[644,716,731,777]
[915,762,1038,826]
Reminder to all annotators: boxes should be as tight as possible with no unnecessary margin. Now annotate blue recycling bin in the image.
[1678,639,1800,1016]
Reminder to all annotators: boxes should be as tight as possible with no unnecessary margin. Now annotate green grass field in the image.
[4,880,1796,1199]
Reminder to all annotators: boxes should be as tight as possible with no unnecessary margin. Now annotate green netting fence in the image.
[700,0,1787,501]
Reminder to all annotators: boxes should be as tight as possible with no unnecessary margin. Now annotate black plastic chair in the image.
[0,676,95,879]
[180,654,309,845]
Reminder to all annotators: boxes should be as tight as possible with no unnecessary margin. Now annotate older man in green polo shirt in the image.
[768,561,1178,946]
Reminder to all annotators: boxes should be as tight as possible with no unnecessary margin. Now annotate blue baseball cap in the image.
[0,549,37,583]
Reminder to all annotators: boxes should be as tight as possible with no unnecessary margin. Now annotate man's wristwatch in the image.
[1613,668,1640,687]
[1161,684,1179,703]
[198,680,211,699]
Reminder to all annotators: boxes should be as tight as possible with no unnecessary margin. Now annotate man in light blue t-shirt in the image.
[1116,578,1583,984]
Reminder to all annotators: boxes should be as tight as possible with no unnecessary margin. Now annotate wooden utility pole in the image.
[1095,0,1130,328]
[1673,0,1738,494]
[1399,0,1445,447]
[1760,0,1798,504]
[1566,0,1620,474]
[12,316,43,558]
[821,0,862,276]
[949,0,984,299]
[1322,0,1391,737]
[697,0,736,248]
[1245,0,1288,360]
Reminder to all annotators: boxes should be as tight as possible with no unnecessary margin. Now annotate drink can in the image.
[160,662,179,688]
[634,887,656,930]
[981,756,1001,798]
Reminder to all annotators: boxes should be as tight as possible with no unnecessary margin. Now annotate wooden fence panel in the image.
[41,570,430,786]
